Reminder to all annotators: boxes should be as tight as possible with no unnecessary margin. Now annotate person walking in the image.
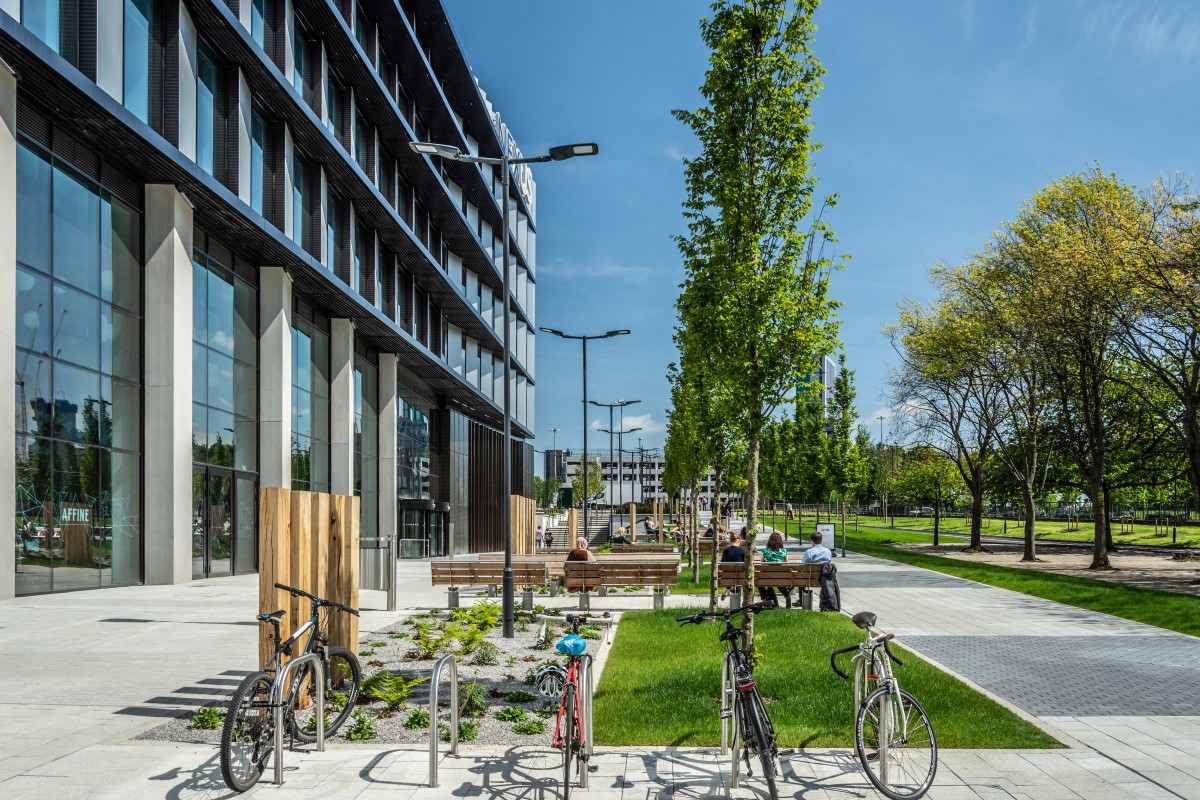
[535,526,544,550]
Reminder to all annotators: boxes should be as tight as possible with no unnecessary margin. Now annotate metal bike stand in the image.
[271,652,326,786]
[428,654,459,788]
[720,652,740,788]
[578,653,595,790]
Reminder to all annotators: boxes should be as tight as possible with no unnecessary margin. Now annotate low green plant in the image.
[532,627,553,650]
[410,620,442,659]
[495,706,527,722]
[506,656,518,667]
[458,681,488,719]
[514,718,546,735]
[405,708,430,729]
[438,720,480,742]
[361,669,430,711]
[328,691,348,713]
[579,625,602,641]
[345,709,376,741]
[387,631,408,639]
[471,641,500,666]
[367,640,386,648]
[190,706,224,730]
[359,648,376,657]
[504,690,537,703]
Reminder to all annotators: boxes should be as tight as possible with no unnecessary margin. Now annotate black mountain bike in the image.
[677,601,788,800]
[220,583,362,792]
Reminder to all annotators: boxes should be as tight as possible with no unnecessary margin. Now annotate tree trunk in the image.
[969,489,984,551]
[1091,483,1110,569]
[741,432,761,645]
[708,466,723,611]
[1020,481,1037,561]
[691,482,700,583]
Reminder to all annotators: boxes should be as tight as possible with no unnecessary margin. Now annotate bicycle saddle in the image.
[556,633,587,656]
[851,611,877,630]
[259,609,286,621]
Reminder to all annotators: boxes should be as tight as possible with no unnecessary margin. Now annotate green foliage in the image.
[458,682,488,719]
[190,706,224,730]
[440,720,480,742]
[572,457,605,504]
[404,707,429,729]
[532,626,553,650]
[361,669,429,711]
[345,709,376,741]
[495,706,527,722]
[579,625,602,640]
[506,656,518,667]
[504,690,537,703]
[534,703,557,718]
[409,620,441,659]
[513,718,546,736]
[470,641,500,666]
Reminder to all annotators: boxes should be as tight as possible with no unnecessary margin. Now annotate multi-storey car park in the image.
[0,0,538,598]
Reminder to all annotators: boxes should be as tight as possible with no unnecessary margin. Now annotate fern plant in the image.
[361,669,429,711]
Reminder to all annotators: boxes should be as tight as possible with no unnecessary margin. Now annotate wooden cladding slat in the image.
[510,495,535,555]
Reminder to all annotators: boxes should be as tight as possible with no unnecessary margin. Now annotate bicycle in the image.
[219,582,363,793]
[535,613,599,799]
[676,601,788,800]
[830,610,937,799]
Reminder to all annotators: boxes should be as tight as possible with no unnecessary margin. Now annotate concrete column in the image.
[259,267,292,488]
[329,318,355,495]
[0,62,17,599]
[143,184,194,585]
[378,354,397,606]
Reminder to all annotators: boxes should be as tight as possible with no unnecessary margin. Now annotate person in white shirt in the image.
[801,530,833,564]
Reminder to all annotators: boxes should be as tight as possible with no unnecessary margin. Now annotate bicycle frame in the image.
[833,621,909,787]
[551,656,586,750]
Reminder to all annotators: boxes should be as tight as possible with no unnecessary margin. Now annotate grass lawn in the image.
[593,609,1060,749]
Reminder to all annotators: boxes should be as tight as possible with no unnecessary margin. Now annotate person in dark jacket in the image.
[719,532,745,601]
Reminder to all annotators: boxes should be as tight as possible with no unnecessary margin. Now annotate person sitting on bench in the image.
[566,536,596,592]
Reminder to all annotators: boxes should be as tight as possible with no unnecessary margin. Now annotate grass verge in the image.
[593,609,1060,749]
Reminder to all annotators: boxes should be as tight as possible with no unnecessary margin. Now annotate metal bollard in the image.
[578,591,590,611]
[487,585,497,598]
[447,587,460,609]
[599,586,608,597]
[428,654,459,788]
[802,589,813,611]
[550,580,560,597]
[271,652,325,786]
[653,587,665,610]
[522,588,534,610]
[730,591,742,611]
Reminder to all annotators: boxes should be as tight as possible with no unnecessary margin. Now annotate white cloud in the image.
[1079,2,1200,64]
[664,143,690,162]
[1025,4,1038,42]
[539,257,655,285]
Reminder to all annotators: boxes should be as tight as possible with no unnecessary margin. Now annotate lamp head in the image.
[410,141,468,161]
[629,427,643,433]
[539,327,565,337]
[605,329,631,337]
[620,399,642,407]
[548,143,599,161]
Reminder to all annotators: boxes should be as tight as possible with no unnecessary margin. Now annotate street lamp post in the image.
[600,425,642,532]
[549,427,560,504]
[411,139,598,639]
[589,399,639,535]
[541,329,630,558]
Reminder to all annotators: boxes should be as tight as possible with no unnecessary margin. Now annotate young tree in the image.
[572,458,604,507]
[827,354,862,540]
[674,0,841,618]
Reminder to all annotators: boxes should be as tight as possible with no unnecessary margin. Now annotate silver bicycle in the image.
[830,611,937,799]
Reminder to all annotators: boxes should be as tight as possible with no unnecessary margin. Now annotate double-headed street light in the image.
[411,139,598,639]
[589,399,640,526]
[540,328,630,551]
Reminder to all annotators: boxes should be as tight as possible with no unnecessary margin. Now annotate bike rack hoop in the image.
[428,654,459,788]
[578,653,596,790]
[271,652,326,786]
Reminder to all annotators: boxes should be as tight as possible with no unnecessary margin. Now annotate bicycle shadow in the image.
[147,750,246,800]
[357,745,571,798]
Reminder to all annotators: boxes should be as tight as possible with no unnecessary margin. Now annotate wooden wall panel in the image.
[258,487,292,668]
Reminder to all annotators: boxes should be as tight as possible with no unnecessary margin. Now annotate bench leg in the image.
[801,589,814,611]
[448,587,460,609]
[522,588,534,610]
[730,591,742,612]
[599,586,608,597]
[654,587,665,611]
[550,581,560,598]
[487,585,497,598]
[579,592,590,611]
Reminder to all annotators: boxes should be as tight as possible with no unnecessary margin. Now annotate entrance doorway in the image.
[192,468,258,579]
[398,499,449,558]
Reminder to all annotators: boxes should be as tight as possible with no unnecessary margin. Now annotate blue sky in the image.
[443,0,1200,472]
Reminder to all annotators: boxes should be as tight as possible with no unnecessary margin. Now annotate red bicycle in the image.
[535,613,596,799]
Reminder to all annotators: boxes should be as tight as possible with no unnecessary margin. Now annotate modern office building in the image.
[1,0,537,598]
[543,447,566,482]
[562,453,740,504]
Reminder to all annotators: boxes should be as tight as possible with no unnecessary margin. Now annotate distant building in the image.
[544,449,568,482]
[563,453,741,503]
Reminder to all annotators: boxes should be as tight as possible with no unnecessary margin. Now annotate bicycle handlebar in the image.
[273,582,360,616]
[882,636,903,666]
[829,644,857,680]
[675,601,778,626]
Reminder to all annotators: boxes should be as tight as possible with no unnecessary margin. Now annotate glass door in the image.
[192,467,237,578]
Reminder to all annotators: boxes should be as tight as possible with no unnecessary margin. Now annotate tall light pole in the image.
[589,399,639,523]
[411,140,598,639]
[541,328,630,554]
[601,425,642,531]
[878,415,886,523]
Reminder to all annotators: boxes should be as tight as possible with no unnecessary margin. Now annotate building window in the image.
[397,397,429,500]
[354,113,369,174]
[291,153,304,246]
[196,45,218,176]
[250,107,266,215]
[352,221,365,294]
[291,308,330,492]
[250,0,266,47]
[325,190,338,270]
[14,141,143,595]
[292,22,306,97]
[191,250,257,472]
[124,0,152,122]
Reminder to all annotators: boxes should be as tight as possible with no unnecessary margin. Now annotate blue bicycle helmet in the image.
[555,633,587,656]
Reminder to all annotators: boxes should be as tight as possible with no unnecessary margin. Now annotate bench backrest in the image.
[716,561,823,588]
[611,544,675,553]
[562,560,679,588]
[430,561,548,587]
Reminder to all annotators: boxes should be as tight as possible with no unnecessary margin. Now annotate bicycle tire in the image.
[290,646,362,742]
[744,691,779,800]
[561,684,577,800]
[220,671,274,793]
[855,687,937,800]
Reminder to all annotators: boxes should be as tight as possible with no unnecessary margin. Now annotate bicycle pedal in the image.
[777,748,795,757]
[719,710,733,719]
[588,765,599,773]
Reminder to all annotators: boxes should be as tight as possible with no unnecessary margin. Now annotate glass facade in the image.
[397,397,429,500]
[14,142,143,594]
[250,107,266,216]
[196,44,218,176]
[354,354,378,540]
[124,0,151,122]
[291,308,331,492]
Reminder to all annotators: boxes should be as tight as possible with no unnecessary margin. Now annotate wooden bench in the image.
[611,543,676,553]
[716,562,823,610]
[563,560,679,610]
[695,541,732,558]
[429,561,549,608]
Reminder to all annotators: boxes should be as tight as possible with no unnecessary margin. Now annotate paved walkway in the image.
[2,550,1199,798]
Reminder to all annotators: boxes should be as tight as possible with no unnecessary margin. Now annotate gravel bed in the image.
[135,605,610,749]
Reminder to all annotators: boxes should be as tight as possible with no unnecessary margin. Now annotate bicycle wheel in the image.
[743,692,779,800]
[290,646,362,742]
[561,684,577,800]
[855,687,937,800]
[220,671,274,793]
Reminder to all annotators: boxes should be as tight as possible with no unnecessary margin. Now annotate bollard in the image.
[801,589,813,611]
[599,586,608,597]
[653,587,665,611]
[487,585,497,598]
[447,587,460,609]
[550,580,560,597]
[578,591,590,611]
[730,591,741,611]
[522,588,534,610]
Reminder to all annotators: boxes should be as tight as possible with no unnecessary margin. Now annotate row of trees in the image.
[663,0,843,621]
[887,167,1200,568]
